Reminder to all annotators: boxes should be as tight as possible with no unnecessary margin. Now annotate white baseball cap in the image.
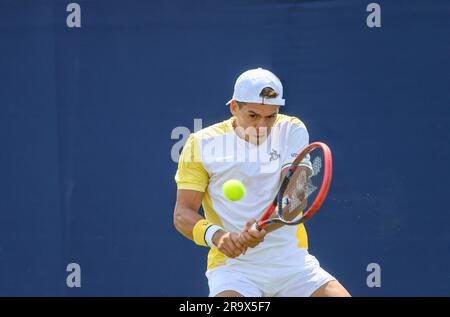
[226,68,285,106]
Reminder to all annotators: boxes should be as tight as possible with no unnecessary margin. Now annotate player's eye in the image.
[249,114,257,119]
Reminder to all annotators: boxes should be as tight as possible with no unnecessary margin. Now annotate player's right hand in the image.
[212,230,247,258]
[238,218,267,248]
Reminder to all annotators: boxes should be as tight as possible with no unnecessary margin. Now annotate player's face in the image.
[230,101,279,144]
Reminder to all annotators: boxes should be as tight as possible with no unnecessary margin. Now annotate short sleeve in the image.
[282,119,311,169]
[175,134,209,192]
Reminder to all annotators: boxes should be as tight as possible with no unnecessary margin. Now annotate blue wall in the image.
[0,0,449,296]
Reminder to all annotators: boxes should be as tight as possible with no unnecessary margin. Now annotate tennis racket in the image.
[252,142,333,231]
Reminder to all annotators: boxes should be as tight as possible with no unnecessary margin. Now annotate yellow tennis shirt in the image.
[175,114,310,271]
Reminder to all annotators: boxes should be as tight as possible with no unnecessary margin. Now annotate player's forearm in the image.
[263,199,304,233]
[262,165,310,233]
[173,205,204,241]
[259,167,291,233]
[173,206,229,251]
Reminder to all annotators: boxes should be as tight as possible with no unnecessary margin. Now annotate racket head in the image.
[256,142,332,229]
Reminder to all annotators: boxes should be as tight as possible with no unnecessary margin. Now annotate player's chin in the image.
[250,135,266,143]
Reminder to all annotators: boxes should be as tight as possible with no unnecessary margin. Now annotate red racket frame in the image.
[255,142,333,230]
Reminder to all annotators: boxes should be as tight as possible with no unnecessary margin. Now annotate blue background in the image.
[0,0,449,296]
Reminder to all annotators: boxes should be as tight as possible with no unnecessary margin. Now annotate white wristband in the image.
[204,225,223,248]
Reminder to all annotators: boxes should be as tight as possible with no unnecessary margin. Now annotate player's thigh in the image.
[310,280,351,297]
[206,266,262,297]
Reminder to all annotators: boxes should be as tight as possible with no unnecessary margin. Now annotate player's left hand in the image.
[238,218,267,248]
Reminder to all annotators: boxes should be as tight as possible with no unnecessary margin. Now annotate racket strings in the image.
[280,154,324,222]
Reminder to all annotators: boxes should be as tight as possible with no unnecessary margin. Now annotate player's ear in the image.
[229,100,238,116]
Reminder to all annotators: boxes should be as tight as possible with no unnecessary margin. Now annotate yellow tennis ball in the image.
[222,179,245,201]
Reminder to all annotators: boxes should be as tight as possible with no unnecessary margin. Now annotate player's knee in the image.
[215,290,244,297]
[311,280,351,297]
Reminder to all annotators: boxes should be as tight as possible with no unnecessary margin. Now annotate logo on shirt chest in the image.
[269,149,280,161]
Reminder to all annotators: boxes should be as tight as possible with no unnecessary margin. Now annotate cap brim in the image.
[225,98,285,106]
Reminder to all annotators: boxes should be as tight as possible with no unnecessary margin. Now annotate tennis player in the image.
[173,68,350,297]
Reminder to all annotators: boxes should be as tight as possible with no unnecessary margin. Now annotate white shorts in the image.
[205,253,336,297]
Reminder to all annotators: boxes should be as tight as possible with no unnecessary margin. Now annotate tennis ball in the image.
[222,179,245,201]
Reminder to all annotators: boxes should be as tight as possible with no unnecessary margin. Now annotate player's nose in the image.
[255,121,270,133]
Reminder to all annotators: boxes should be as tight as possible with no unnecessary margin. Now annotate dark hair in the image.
[237,87,278,108]
[260,87,278,99]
